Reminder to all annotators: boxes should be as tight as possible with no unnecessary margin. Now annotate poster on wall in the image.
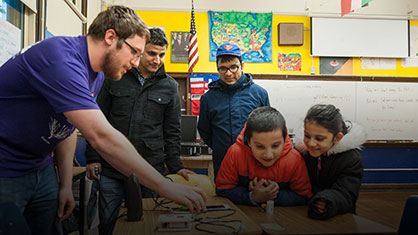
[0,18,21,66]
[361,58,396,70]
[401,26,418,67]
[208,11,272,63]
[319,57,353,75]
[190,74,219,116]
[278,53,301,71]
[171,31,190,63]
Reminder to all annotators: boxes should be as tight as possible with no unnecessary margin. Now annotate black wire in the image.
[151,192,190,211]
[152,194,174,210]
[196,208,237,219]
[195,219,242,234]
[194,208,242,234]
[151,176,177,210]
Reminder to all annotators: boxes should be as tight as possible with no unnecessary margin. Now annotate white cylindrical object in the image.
[266,200,274,214]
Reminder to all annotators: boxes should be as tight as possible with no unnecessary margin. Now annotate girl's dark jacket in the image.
[295,123,367,220]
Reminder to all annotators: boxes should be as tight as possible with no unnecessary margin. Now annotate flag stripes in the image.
[188,4,199,73]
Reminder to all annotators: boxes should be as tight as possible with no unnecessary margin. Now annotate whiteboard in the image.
[311,17,409,58]
[356,82,418,140]
[255,80,418,140]
[255,80,356,134]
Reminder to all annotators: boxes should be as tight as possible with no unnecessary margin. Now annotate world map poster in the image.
[208,11,272,63]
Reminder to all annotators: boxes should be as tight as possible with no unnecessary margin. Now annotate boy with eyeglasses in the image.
[0,6,206,235]
[198,42,270,179]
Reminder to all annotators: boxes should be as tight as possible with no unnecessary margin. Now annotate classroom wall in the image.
[110,0,307,14]
[46,0,83,36]
[133,7,418,185]
[137,10,418,77]
[309,0,410,18]
[45,0,102,37]
[87,1,103,28]
[112,0,418,18]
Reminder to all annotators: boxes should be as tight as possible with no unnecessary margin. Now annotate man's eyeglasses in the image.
[122,39,142,59]
[217,64,240,74]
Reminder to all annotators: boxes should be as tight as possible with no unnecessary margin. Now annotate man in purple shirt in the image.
[0,6,206,235]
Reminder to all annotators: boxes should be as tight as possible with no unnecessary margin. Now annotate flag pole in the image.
[190,0,194,76]
[187,0,194,114]
[187,0,199,114]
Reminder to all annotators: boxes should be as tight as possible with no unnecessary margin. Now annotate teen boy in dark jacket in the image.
[198,43,270,179]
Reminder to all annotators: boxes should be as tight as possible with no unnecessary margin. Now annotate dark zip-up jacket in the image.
[85,65,183,180]
[198,73,270,178]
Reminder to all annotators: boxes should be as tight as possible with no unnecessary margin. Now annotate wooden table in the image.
[180,155,214,182]
[72,167,86,235]
[113,196,262,235]
[237,204,397,234]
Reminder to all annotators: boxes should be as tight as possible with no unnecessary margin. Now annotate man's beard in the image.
[102,51,122,80]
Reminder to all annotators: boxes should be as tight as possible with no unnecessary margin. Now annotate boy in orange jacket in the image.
[216,106,312,206]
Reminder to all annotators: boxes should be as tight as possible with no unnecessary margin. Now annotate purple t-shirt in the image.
[0,36,104,177]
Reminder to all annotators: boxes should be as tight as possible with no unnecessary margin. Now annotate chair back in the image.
[398,195,418,235]
[166,174,216,196]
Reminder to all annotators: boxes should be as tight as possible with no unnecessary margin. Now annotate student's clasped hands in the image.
[249,177,279,203]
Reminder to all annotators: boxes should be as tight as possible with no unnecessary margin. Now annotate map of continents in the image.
[209,11,272,63]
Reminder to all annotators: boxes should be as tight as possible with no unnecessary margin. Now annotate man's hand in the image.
[159,180,207,213]
[176,169,194,181]
[86,163,101,180]
[56,187,75,222]
[252,179,279,203]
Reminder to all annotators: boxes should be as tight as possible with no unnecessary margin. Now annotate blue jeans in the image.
[0,163,59,235]
[98,175,155,235]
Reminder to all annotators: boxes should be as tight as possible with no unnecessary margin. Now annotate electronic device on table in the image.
[157,213,194,232]
[206,204,230,211]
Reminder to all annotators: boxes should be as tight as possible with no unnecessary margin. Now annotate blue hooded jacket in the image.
[197,73,270,177]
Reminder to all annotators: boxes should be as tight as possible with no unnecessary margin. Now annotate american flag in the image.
[188,2,199,73]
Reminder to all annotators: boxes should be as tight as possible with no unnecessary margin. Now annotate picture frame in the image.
[278,23,304,46]
[171,31,190,63]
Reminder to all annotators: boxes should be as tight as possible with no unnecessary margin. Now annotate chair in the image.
[398,195,418,235]
[166,174,216,196]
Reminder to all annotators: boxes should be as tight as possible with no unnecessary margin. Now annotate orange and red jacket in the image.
[216,126,312,206]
